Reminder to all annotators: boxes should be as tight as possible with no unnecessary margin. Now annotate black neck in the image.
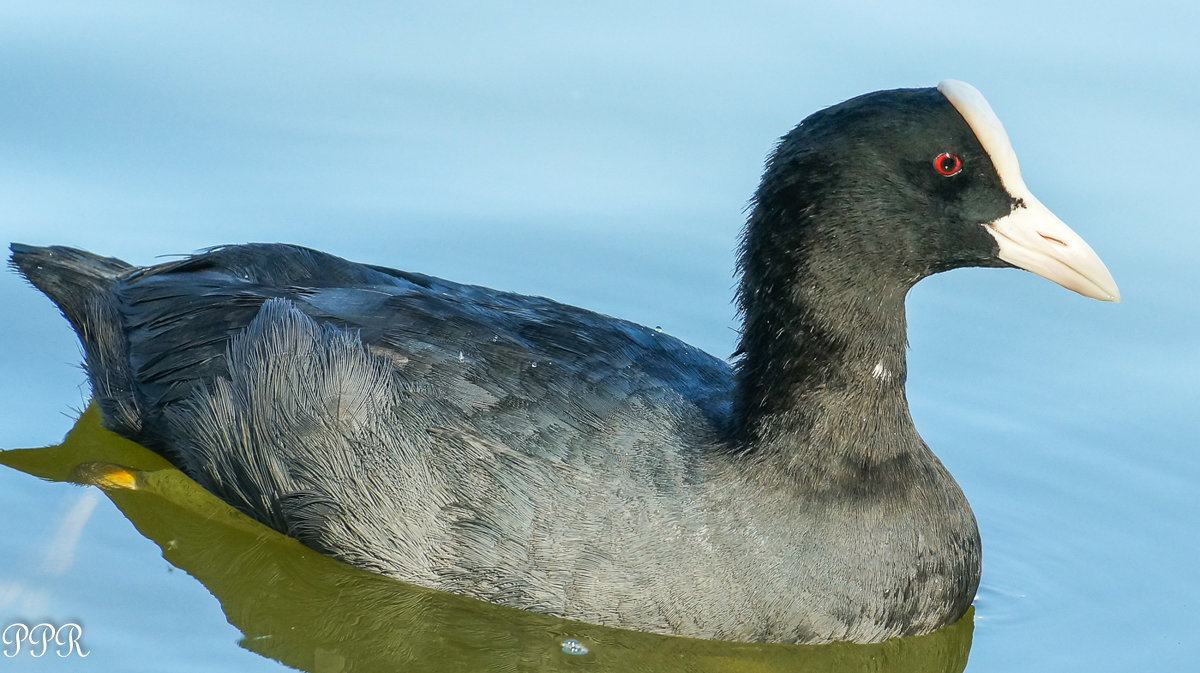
[732,232,923,490]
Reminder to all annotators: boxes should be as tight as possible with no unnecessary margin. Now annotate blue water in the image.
[1,2,1196,671]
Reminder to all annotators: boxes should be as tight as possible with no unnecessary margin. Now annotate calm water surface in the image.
[1,2,1196,671]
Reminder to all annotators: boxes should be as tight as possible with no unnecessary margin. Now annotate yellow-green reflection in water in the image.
[1,405,974,673]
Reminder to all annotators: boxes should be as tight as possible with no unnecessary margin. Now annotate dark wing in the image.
[16,242,736,603]
[116,243,733,457]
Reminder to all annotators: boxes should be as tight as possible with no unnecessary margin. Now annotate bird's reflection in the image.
[1,405,974,673]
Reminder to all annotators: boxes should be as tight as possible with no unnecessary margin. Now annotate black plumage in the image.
[10,82,1116,643]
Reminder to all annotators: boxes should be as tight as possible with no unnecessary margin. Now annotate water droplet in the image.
[560,638,588,655]
[654,326,663,333]
[530,362,538,368]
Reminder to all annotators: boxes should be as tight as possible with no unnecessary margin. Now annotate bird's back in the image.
[11,243,739,627]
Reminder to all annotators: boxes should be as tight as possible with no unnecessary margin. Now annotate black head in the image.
[743,86,1017,305]
[738,81,1119,337]
[731,80,1119,437]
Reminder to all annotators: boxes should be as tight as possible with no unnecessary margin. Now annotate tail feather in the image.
[9,244,132,331]
[9,243,143,436]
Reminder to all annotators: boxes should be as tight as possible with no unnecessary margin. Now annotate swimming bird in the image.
[10,80,1119,644]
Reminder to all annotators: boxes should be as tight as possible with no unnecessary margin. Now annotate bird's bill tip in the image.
[985,196,1121,302]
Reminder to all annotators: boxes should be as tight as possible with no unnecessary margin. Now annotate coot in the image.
[10,80,1118,644]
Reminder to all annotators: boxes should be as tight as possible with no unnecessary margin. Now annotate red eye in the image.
[934,152,962,176]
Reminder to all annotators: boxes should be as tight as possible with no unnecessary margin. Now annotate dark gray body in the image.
[11,242,978,643]
[13,80,1068,645]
